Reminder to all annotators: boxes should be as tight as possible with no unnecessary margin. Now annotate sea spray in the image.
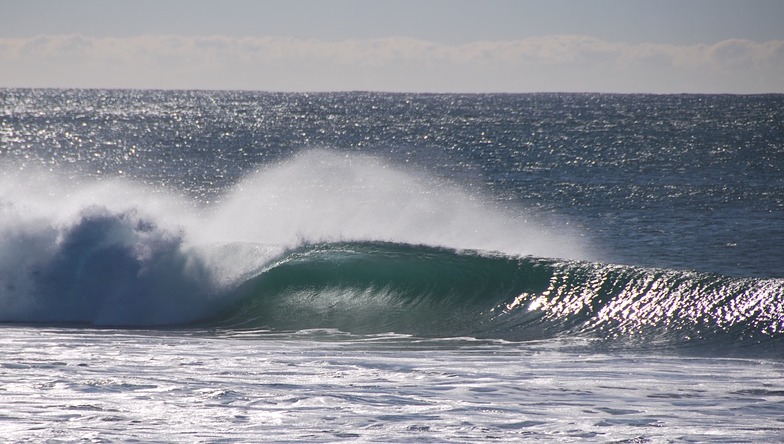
[200,150,590,259]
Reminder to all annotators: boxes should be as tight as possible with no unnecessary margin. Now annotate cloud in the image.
[1,34,782,93]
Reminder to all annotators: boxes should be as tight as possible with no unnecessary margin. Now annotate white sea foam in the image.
[2,327,782,442]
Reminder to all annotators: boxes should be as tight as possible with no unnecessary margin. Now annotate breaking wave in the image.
[1,151,782,354]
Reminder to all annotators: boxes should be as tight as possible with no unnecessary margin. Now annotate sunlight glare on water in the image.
[1,327,783,443]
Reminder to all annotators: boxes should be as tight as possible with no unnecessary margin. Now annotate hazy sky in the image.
[1,0,783,93]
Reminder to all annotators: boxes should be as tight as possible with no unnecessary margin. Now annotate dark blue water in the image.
[2,89,784,442]
[1,89,782,354]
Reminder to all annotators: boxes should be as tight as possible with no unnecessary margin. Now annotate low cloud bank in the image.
[1,34,782,93]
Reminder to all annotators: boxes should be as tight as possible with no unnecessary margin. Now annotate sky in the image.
[1,0,783,93]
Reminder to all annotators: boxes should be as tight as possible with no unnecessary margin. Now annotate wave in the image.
[1,151,782,354]
[209,241,784,351]
[0,150,587,325]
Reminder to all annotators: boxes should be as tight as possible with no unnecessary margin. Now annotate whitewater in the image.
[1,89,783,442]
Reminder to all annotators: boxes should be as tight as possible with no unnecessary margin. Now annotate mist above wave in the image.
[199,150,589,258]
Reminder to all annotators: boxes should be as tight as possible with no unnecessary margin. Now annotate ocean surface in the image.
[1,89,783,442]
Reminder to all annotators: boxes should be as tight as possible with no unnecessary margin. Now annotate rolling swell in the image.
[211,241,784,352]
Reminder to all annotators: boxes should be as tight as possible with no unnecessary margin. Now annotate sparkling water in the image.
[1,90,782,441]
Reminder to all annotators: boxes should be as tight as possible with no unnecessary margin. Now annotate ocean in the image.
[0,89,782,442]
